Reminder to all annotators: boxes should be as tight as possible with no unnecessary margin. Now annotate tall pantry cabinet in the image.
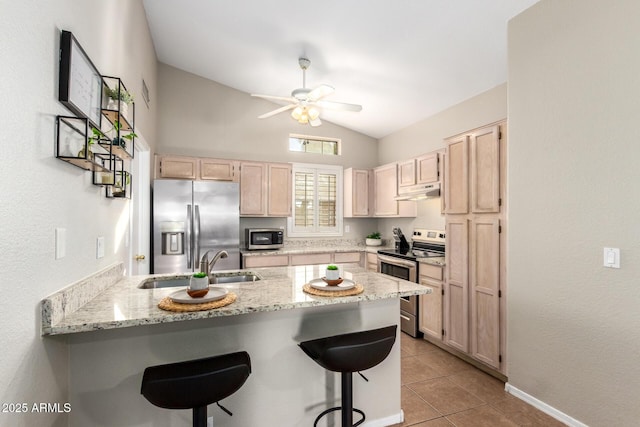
[444,121,507,373]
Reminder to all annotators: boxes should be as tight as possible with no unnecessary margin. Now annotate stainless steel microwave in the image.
[245,228,284,250]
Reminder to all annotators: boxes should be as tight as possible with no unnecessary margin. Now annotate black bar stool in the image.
[141,351,251,427]
[299,325,397,427]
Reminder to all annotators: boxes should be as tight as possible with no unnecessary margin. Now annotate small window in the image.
[289,134,340,156]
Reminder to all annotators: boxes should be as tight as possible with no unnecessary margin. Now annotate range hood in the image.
[395,182,440,201]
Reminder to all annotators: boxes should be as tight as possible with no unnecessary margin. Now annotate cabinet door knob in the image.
[134,254,146,261]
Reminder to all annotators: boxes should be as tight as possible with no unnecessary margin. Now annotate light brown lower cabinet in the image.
[334,252,362,264]
[243,251,365,269]
[366,253,378,271]
[243,255,289,268]
[290,253,332,266]
[443,215,503,372]
[418,263,444,341]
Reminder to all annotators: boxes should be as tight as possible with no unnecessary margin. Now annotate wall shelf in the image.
[56,116,112,173]
[55,31,135,199]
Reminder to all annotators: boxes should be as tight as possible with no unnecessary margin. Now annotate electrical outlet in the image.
[345,225,350,233]
[96,236,105,259]
[207,416,213,427]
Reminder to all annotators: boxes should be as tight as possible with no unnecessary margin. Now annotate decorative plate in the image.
[168,287,228,304]
[309,278,356,291]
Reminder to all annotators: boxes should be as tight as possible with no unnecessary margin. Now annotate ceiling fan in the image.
[251,57,362,127]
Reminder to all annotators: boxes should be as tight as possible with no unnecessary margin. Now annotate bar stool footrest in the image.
[312,406,365,427]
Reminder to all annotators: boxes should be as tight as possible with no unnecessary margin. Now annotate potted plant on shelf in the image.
[77,127,106,159]
[366,232,382,246]
[111,120,137,151]
[104,86,134,118]
[111,173,131,198]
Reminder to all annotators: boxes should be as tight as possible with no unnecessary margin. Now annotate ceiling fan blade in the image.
[316,100,362,112]
[258,104,296,119]
[307,84,335,101]
[251,93,297,103]
[309,117,322,127]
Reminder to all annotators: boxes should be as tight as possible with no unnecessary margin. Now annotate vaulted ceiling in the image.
[143,0,539,138]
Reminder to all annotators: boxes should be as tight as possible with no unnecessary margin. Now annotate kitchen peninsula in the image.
[43,263,430,426]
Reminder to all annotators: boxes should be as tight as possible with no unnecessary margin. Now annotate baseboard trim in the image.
[505,383,588,427]
[362,409,403,426]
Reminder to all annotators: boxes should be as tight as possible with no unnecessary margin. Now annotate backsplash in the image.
[283,238,389,248]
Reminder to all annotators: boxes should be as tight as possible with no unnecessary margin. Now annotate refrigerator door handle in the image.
[194,204,201,268]
[186,204,192,269]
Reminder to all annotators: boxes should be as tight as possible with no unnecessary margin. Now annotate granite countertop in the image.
[240,244,395,256]
[42,263,431,336]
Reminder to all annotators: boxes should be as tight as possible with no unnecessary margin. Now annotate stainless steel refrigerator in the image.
[152,179,240,274]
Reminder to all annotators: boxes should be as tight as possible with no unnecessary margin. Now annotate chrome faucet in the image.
[199,250,229,280]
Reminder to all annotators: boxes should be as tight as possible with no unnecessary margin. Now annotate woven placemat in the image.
[158,292,237,312]
[303,283,364,297]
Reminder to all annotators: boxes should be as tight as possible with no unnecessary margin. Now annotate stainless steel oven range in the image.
[377,227,445,337]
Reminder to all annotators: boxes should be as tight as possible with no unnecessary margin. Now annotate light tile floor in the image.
[392,334,566,427]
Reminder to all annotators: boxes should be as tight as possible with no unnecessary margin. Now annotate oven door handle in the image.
[378,254,417,268]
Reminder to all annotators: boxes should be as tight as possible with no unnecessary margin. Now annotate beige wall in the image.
[0,2,157,426]
[378,83,507,165]
[377,84,507,238]
[156,63,378,168]
[507,0,640,425]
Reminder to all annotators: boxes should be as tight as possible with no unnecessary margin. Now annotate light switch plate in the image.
[603,247,620,268]
[96,236,105,259]
[55,228,66,259]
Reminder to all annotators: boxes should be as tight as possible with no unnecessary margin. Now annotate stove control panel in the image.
[412,228,445,244]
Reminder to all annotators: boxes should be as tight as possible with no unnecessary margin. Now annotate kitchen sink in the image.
[210,274,261,284]
[138,272,261,289]
[138,277,191,289]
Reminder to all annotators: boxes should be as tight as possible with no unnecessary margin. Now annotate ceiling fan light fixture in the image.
[308,107,320,120]
[291,106,303,120]
[252,57,361,127]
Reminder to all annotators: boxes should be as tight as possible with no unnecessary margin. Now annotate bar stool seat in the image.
[299,325,397,426]
[141,351,251,427]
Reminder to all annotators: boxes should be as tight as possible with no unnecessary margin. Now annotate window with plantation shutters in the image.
[288,164,343,237]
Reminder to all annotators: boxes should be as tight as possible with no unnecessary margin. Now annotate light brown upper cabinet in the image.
[445,124,501,214]
[416,152,439,184]
[444,136,469,214]
[267,163,292,217]
[344,168,371,217]
[470,126,501,213]
[240,161,291,217]
[200,158,239,182]
[373,163,398,216]
[239,162,266,216]
[398,159,417,187]
[155,155,238,182]
[398,152,439,188]
[156,155,198,180]
[373,163,417,217]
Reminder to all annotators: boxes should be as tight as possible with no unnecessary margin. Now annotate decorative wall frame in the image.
[58,30,103,128]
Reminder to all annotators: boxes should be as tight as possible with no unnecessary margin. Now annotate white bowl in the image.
[366,238,382,246]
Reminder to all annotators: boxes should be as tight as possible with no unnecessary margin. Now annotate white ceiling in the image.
[143,0,539,139]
